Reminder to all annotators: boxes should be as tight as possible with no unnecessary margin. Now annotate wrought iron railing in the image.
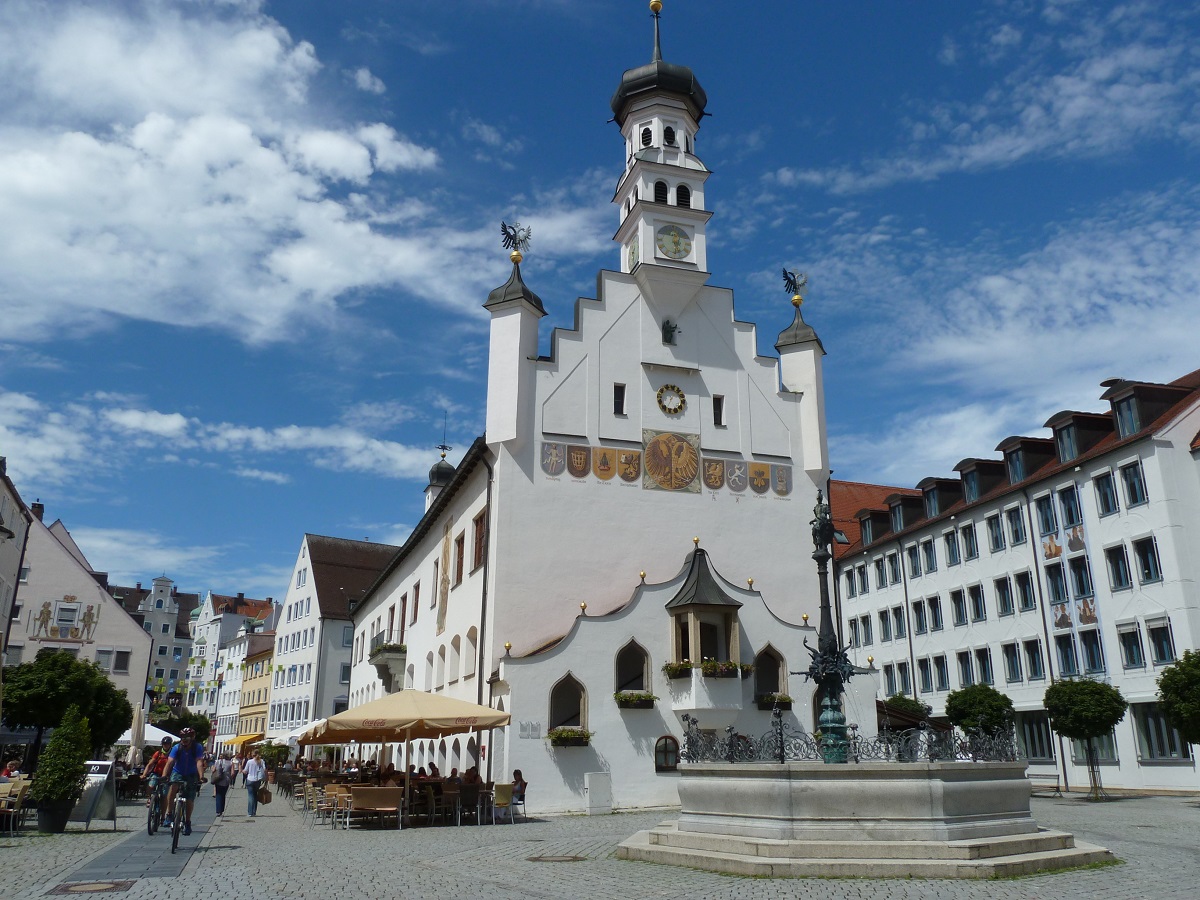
[369,630,406,654]
[680,707,1021,765]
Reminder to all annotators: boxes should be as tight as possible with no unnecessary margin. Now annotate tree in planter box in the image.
[30,704,91,833]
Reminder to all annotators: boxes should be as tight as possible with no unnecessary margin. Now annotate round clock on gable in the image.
[627,240,639,269]
[656,383,686,415]
[655,224,692,260]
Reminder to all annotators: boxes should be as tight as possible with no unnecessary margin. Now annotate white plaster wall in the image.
[267,537,324,739]
[499,550,850,814]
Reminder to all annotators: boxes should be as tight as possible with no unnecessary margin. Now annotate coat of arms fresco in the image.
[642,430,700,492]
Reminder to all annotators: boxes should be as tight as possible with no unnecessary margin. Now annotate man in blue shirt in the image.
[163,728,205,836]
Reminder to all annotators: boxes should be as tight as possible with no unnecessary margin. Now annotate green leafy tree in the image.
[884,693,931,720]
[1044,679,1127,801]
[2,651,130,767]
[944,683,1015,735]
[29,704,91,807]
[1157,650,1200,746]
[150,708,212,744]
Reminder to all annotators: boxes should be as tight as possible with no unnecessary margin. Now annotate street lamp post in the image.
[800,489,855,763]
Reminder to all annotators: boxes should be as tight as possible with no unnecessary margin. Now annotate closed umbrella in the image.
[126,704,145,767]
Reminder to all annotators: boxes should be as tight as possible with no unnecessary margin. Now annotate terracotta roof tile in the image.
[306,534,398,620]
[829,480,914,560]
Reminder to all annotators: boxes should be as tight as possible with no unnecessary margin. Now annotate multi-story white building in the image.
[188,591,275,740]
[836,368,1200,793]
[211,619,274,754]
[265,534,396,745]
[6,503,152,703]
[110,576,200,710]
[0,457,32,668]
[347,11,852,814]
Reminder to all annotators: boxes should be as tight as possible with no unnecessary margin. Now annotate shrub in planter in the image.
[756,693,793,710]
[31,704,91,833]
[614,691,658,709]
[700,660,754,678]
[661,661,693,679]
[547,727,593,747]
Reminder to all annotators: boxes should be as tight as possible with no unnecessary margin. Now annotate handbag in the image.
[257,785,272,805]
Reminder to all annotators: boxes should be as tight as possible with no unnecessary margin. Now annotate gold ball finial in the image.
[693,536,700,546]
[639,571,646,580]
[867,655,874,666]
[510,249,523,265]
[792,294,803,308]
[650,0,662,12]
[802,613,809,623]
[580,602,587,613]
[504,641,512,652]
[747,577,754,588]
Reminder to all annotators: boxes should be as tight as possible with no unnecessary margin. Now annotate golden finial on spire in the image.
[693,536,700,546]
[747,577,754,588]
[639,571,646,581]
[650,0,662,13]
[580,602,587,613]
[504,641,512,654]
[501,221,531,265]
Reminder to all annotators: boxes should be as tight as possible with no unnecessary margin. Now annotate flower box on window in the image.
[547,727,593,747]
[700,660,754,679]
[756,693,793,710]
[661,661,693,679]
[614,691,658,709]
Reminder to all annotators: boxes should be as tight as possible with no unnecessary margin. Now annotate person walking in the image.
[212,753,233,816]
[243,749,267,817]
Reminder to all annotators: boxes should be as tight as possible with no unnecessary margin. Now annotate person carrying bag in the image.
[211,753,233,816]
[243,749,268,817]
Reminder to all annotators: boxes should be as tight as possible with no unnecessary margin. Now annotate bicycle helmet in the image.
[180,727,196,738]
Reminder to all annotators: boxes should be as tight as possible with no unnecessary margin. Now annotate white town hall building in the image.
[347,9,873,813]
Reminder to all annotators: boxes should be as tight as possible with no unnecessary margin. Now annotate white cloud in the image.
[769,5,1198,194]
[353,66,386,94]
[69,525,223,585]
[233,467,291,485]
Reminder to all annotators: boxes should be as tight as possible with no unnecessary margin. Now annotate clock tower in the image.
[611,1,711,319]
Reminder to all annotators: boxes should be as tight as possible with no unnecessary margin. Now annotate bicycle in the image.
[146,777,169,836]
[169,789,188,853]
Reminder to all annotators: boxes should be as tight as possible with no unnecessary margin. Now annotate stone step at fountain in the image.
[646,821,1079,859]
[618,825,1113,879]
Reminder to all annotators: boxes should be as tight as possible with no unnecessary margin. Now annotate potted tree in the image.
[30,704,91,833]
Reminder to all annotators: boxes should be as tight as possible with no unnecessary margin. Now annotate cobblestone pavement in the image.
[5,790,1199,899]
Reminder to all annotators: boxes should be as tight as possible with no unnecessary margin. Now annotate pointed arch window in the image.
[549,674,586,730]
[654,181,669,204]
[615,641,650,692]
[676,184,691,208]
[754,646,784,697]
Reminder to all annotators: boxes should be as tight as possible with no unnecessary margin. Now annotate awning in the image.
[223,733,263,747]
[300,690,510,745]
[116,723,180,746]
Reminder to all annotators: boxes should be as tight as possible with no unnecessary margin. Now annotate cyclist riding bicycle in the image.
[143,736,174,806]
[163,728,206,836]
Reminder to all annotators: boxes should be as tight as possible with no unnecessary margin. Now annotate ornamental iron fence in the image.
[680,708,1020,765]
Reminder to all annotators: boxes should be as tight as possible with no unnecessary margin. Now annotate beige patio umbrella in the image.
[299,690,510,821]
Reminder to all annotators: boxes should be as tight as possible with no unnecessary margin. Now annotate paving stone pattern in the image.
[5,790,1199,899]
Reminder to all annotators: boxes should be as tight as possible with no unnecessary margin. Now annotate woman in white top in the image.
[243,749,268,817]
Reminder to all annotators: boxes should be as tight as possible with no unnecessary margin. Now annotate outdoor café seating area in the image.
[279,772,526,830]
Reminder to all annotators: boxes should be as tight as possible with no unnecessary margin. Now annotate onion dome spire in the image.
[610,1,707,128]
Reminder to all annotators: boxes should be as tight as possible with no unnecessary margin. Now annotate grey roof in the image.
[610,14,707,127]
[664,547,743,610]
[775,305,824,353]
[484,261,546,315]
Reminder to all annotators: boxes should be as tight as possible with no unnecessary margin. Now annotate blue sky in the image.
[1,0,1198,597]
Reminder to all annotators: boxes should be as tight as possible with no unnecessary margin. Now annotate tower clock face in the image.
[655,224,692,260]
[627,240,639,269]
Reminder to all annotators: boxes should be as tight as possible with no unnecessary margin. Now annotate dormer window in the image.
[924,488,939,518]
[890,505,904,534]
[963,470,979,503]
[654,181,668,204]
[1114,396,1140,438]
[640,126,652,147]
[1005,449,1025,484]
[862,519,874,545]
[676,184,691,208]
[664,126,676,146]
[1055,425,1078,462]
